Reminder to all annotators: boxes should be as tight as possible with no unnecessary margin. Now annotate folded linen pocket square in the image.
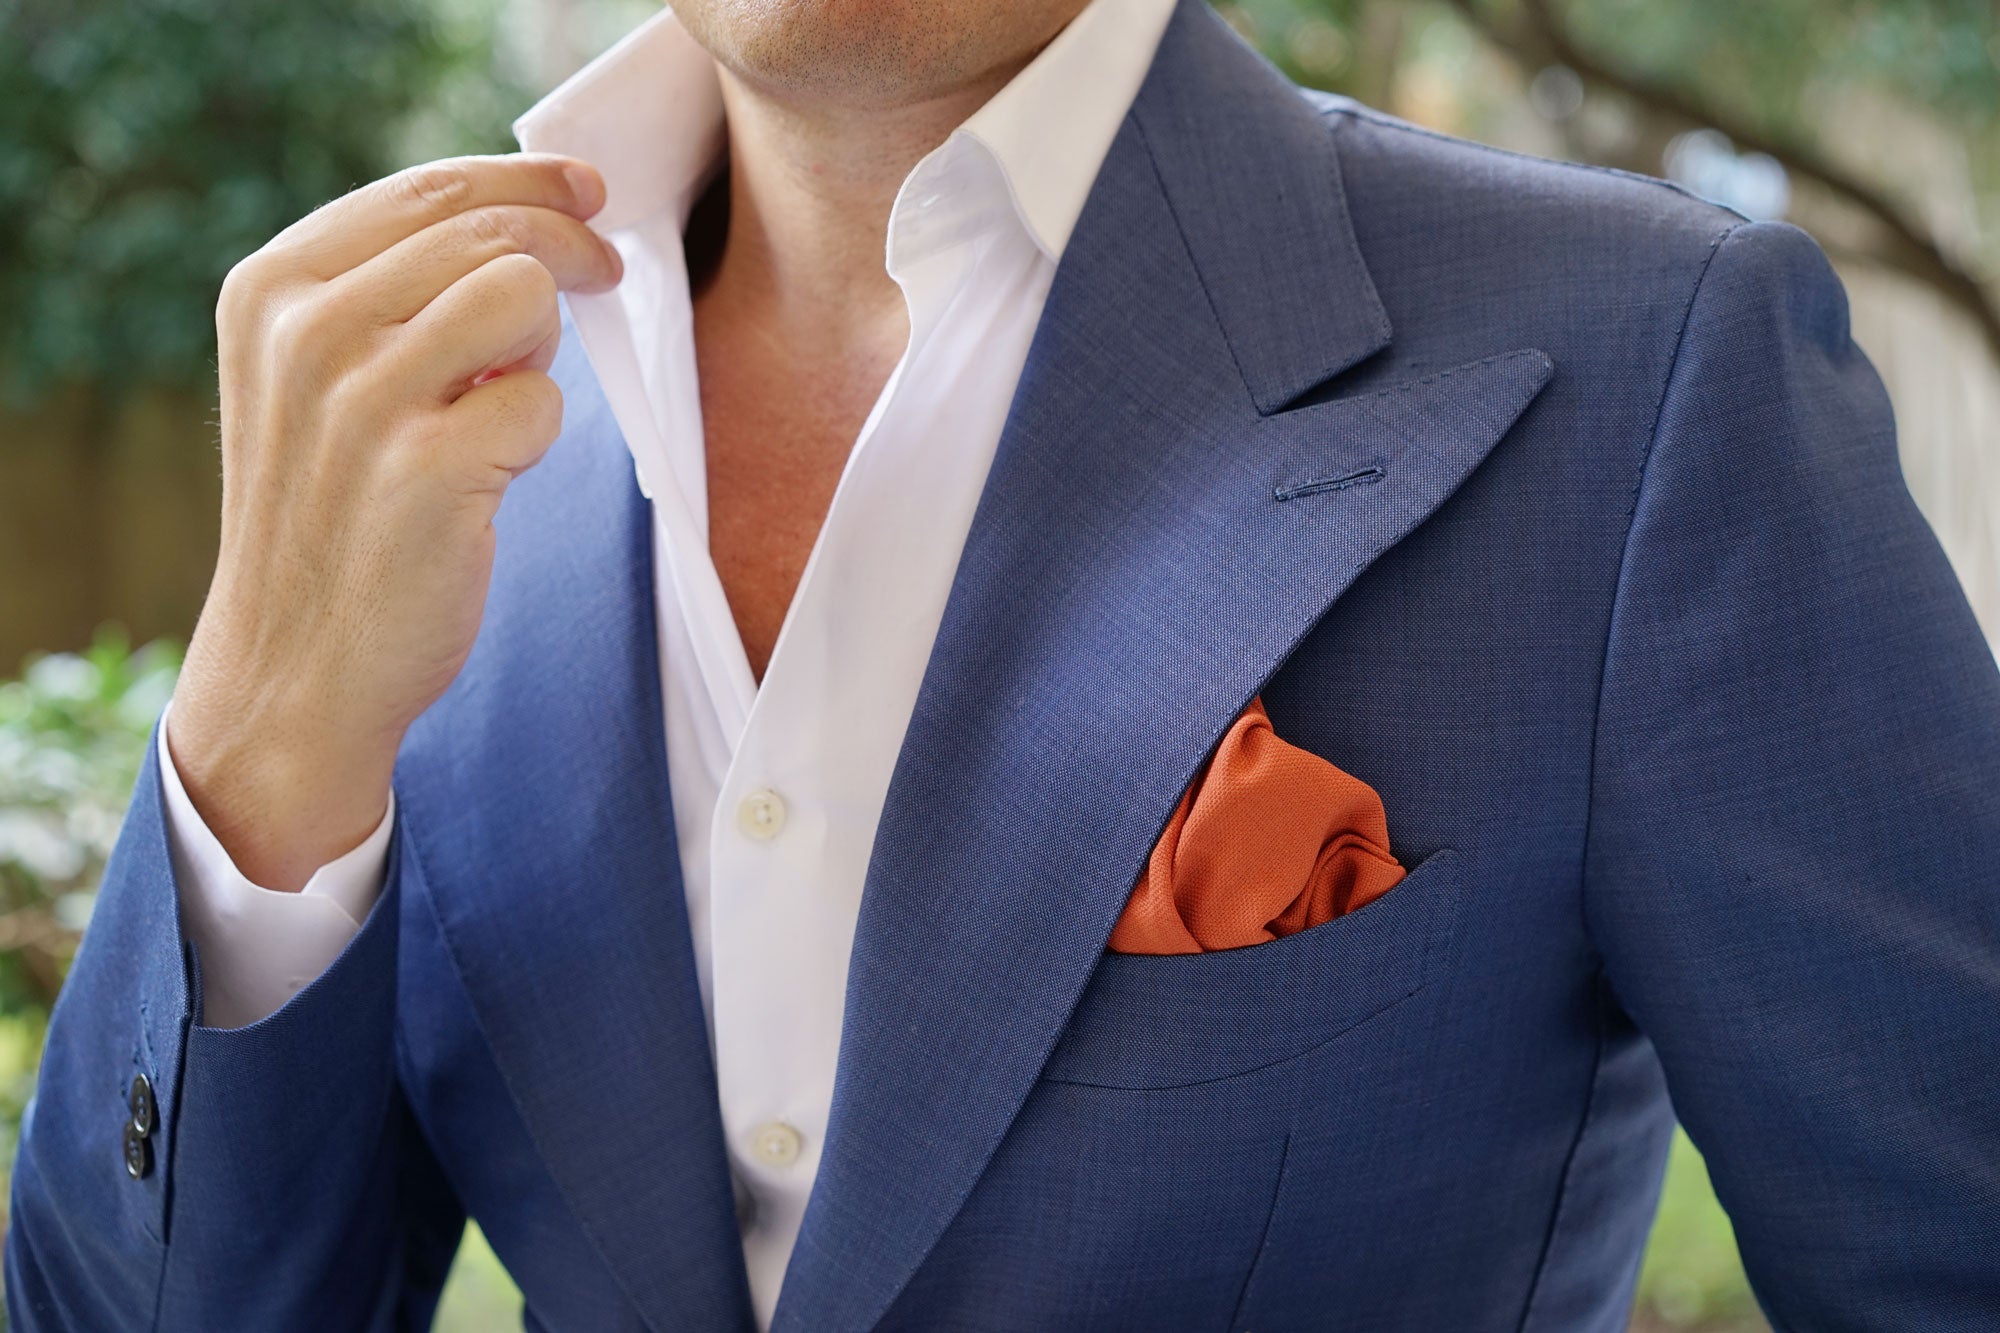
[1107,696,1405,955]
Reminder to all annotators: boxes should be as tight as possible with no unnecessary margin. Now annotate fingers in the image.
[396,250,562,402]
[481,320,564,381]
[266,153,607,281]
[336,203,621,325]
[444,368,566,483]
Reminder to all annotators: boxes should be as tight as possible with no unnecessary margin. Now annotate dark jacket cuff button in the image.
[123,1122,152,1180]
[128,1072,156,1136]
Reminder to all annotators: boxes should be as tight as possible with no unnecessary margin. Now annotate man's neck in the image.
[689,60,1038,681]
[693,60,1023,349]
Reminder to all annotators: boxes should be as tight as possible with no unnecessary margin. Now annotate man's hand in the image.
[169,154,623,892]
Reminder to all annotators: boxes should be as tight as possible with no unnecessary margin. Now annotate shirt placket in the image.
[700,143,1010,1311]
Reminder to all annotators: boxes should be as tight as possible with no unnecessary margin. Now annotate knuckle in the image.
[480,251,557,311]
[270,296,342,354]
[520,374,564,436]
[387,421,448,484]
[460,204,523,254]
[322,362,382,427]
[392,161,473,217]
[447,253,543,327]
[217,254,274,320]
[501,374,563,442]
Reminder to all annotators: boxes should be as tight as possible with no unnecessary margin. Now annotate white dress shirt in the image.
[158,0,1175,1321]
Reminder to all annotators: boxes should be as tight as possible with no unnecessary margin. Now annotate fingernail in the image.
[563,162,605,214]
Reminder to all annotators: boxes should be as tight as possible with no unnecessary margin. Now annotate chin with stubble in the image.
[666,0,1090,111]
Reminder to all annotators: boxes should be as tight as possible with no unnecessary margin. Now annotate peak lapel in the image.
[1134,1,1391,414]
[776,3,1552,1327]
[395,329,753,1331]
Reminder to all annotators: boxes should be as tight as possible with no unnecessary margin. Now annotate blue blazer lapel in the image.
[777,2,1552,1327]
[395,331,754,1331]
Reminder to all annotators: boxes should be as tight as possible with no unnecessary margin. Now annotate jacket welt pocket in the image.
[1040,847,1464,1090]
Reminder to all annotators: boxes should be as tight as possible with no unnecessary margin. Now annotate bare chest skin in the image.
[685,169,911,683]
[695,319,899,682]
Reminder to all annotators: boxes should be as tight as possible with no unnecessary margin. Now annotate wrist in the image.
[166,660,401,893]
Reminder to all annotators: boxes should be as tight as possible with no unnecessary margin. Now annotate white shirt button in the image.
[736,788,787,840]
[748,1121,802,1168]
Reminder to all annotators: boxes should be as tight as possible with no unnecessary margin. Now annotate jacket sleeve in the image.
[5,722,464,1331]
[1584,219,2000,1329]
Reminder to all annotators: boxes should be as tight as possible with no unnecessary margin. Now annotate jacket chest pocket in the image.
[1042,846,1464,1090]
[888,851,1465,1331]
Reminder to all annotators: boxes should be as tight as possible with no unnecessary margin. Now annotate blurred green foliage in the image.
[1240,0,1998,266]
[0,0,525,409]
[436,1223,524,1330]
[1555,0,1998,125]
[1636,1131,1766,1330]
[0,629,178,1006]
[1244,0,1999,128]
[0,629,178,1234]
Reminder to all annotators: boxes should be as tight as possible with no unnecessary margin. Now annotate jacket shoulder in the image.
[1306,91,1747,271]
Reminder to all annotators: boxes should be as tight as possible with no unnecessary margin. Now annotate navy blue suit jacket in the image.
[11,2,2000,1328]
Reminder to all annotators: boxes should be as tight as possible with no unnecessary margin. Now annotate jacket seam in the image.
[147,727,200,1327]
[1577,219,1744,952]
[1226,1130,1292,1330]
[1513,969,1611,1333]
[1040,972,1432,1092]
[1310,98,1751,226]
[1517,216,1743,1333]
[146,997,188,1332]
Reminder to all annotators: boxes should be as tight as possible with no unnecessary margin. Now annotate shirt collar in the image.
[510,9,724,237]
[954,0,1176,260]
[510,0,1175,263]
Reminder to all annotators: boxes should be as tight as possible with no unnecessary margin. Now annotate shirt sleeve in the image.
[156,699,395,1029]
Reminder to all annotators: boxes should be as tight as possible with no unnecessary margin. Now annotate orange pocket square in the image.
[1107,695,1405,955]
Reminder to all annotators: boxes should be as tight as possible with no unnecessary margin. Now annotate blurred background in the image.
[2,1,1995,1329]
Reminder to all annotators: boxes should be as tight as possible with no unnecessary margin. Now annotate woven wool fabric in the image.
[14,0,2000,1328]
[1108,695,1404,953]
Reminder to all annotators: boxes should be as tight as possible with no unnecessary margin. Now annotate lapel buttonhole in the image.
[1273,465,1387,503]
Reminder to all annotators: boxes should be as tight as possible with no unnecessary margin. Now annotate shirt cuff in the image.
[157,699,394,1029]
